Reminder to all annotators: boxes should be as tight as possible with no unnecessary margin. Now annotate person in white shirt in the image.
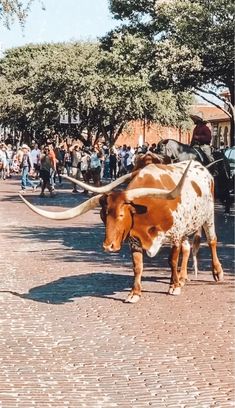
[0,143,7,180]
[30,143,41,178]
[126,146,134,172]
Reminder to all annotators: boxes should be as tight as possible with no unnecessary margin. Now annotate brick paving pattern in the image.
[0,177,234,407]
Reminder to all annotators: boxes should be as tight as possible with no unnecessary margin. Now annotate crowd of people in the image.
[0,114,216,197]
[0,139,158,197]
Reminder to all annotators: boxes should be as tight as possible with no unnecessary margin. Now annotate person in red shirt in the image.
[48,144,57,191]
[190,114,213,162]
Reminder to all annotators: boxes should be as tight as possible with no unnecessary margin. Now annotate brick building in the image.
[117,120,191,147]
[117,104,231,148]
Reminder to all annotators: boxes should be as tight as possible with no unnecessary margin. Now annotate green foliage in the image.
[0,40,192,145]
[108,0,234,95]
[0,0,43,28]
[107,0,235,143]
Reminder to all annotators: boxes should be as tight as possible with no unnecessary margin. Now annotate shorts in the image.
[40,169,50,182]
[71,167,79,178]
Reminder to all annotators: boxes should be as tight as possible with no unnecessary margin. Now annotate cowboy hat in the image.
[190,113,207,123]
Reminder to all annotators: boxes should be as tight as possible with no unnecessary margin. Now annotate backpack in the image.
[21,153,30,168]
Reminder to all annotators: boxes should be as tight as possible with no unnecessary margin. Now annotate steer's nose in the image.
[103,242,116,252]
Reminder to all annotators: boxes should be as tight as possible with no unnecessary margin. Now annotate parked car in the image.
[224,147,235,176]
[224,146,235,192]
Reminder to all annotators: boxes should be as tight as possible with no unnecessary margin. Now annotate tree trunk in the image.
[229,86,234,146]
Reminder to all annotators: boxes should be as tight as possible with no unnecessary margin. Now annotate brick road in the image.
[0,176,234,408]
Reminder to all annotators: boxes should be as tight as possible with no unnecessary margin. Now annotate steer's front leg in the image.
[125,237,143,303]
[168,244,181,296]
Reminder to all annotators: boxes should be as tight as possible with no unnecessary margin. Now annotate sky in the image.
[0,0,117,53]
[0,0,219,106]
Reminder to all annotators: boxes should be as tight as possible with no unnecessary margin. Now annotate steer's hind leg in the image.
[203,222,224,282]
[168,244,181,296]
[178,238,190,287]
[125,242,143,303]
[192,229,202,279]
[209,237,224,282]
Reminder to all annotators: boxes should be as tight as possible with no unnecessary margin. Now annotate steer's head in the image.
[100,191,147,252]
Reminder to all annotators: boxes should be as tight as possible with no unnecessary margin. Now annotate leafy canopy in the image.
[107,0,235,143]
[108,0,234,94]
[0,0,44,28]
[0,40,192,145]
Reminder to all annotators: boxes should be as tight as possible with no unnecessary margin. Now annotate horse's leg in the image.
[224,187,231,215]
[215,153,232,215]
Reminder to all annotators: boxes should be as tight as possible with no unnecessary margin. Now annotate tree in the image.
[0,40,192,146]
[108,0,235,144]
[98,32,192,145]
[0,0,44,28]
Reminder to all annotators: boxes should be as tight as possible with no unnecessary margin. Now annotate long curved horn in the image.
[126,160,192,201]
[62,172,136,193]
[19,194,102,220]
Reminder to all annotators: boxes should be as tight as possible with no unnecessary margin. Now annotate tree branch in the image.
[192,90,232,119]
[195,86,233,110]
[113,122,125,145]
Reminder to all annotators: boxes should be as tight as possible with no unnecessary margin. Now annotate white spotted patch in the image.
[131,161,216,254]
[136,163,175,182]
[166,163,215,245]
[146,232,165,257]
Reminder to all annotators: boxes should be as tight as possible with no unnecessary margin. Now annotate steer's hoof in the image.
[125,294,140,303]
[179,279,186,287]
[213,271,224,282]
[168,286,181,296]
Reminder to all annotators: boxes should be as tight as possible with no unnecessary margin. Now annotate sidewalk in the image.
[0,176,234,407]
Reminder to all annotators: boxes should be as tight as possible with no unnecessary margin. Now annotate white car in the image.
[224,147,235,178]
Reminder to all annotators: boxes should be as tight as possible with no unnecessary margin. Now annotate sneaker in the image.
[72,189,79,194]
[19,189,26,194]
[39,192,45,197]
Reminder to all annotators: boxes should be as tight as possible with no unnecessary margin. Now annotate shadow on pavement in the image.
[1,272,170,304]
[7,220,234,274]
[1,273,232,305]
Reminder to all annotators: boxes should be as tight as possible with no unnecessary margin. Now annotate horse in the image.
[157,139,232,214]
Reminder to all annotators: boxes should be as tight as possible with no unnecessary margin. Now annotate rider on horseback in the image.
[190,113,214,163]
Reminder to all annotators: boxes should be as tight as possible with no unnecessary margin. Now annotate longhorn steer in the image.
[20,160,223,302]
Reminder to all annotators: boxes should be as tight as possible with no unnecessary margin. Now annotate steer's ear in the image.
[129,202,147,215]
[99,194,107,208]
[99,194,107,224]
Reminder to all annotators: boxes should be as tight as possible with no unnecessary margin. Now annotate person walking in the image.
[109,149,117,180]
[71,145,82,193]
[64,148,72,176]
[30,143,41,179]
[0,143,7,180]
[80,147,91,194]
[90,145,102,187]
[19,144,36,193]
[54,146,64,186]
[39,146,55,197]
[47,144,57,191]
